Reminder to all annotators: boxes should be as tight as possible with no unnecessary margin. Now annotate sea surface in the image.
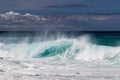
[0,12,120,80]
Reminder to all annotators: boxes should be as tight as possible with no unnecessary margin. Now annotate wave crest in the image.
[0,35,120,62]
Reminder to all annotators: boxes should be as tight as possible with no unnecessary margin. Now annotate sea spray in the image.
[0,34,119,62]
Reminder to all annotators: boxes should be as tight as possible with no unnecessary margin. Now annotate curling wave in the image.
[0,34,120,61]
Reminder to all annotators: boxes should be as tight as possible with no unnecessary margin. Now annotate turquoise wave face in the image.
[33,41,72,58]
[0,39,74,59]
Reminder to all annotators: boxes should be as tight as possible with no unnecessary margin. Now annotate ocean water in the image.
[0,12,120,80]
[0,31,120,80]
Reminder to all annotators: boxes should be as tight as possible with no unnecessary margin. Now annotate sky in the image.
[0,0,120,31]
[0,0,120,14]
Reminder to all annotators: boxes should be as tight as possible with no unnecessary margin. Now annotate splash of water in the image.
[0,34,120,61]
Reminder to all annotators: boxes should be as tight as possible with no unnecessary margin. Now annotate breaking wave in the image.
[0,34,120,62]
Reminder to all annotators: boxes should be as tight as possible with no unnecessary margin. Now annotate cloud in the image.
[0,0,120,15]
[0,0,83,10]
[45,4,87,8]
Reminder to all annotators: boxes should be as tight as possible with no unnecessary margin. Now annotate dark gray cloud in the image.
[0,0,120,14]
[45,4,87,8]
[0,0,83,10]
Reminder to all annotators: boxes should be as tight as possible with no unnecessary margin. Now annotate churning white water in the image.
[0,34,120,80]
